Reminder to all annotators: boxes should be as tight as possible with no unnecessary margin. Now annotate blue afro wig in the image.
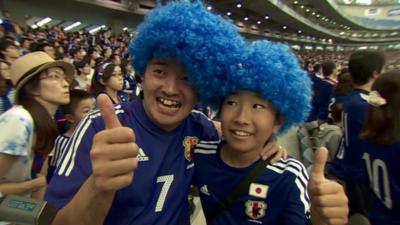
[197,40,312,134]
[129,0,245,101]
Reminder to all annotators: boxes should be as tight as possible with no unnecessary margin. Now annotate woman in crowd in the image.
[90,62,127,104]
[0,59,14,114]
[359,70,400,225]
[0,51,74,198]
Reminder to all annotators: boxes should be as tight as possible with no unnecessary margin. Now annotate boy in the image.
[47,89,95,181]
[193,40,348,225]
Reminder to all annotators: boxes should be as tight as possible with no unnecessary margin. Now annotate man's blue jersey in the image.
[45,99,219,225]
[361,141,400,225]
[329,89,369,181]
[193,141,311,225]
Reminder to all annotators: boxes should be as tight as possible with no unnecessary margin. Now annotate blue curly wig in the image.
[129,0,245,100]
[197,40,312,134]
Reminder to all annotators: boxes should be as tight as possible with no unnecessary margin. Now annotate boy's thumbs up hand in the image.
[90,94,139,192]
[308,147,349,225]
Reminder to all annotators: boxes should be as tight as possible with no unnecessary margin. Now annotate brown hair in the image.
[16,75,58,154]
[334,72,353,96]
[360,70,400,145]
[90,63,116,96]
[0,60,12,96]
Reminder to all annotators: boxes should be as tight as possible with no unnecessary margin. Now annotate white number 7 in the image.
[155,175,174,212]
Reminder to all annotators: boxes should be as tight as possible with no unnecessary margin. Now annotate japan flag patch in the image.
[248,183,269,198]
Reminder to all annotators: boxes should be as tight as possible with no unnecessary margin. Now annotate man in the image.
[329,50,386,216]
[0,39,20,64]
[317,61,337,122]
[46,1,347,225]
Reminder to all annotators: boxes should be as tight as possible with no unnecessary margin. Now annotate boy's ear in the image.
[64,114,76,124]
[272,114,284,134]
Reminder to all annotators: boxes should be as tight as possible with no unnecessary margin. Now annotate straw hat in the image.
[11,51,75,96]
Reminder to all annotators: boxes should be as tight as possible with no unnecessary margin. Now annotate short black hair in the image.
[60,89,92,115]
[322,61,336,77]
[349,50,385,85]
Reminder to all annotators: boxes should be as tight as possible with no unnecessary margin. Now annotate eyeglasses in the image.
[40,70,72,84]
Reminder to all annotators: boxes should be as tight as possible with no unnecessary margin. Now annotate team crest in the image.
[183,136,199,161]
[245,200,267,220]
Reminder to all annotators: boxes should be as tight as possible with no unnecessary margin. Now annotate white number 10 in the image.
[362,153,392,209]
[155,175,174,212]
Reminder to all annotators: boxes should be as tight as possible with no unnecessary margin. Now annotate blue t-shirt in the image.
[329,89,369,182]
[45,99,219,225]
[193,141,311,225]
[316,78,336,121]
[361,141,400,225]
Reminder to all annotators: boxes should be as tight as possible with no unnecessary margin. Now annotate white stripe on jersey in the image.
[57,114,94,175]
[194,149,217,154]
[267,159,310,214]
[196,143,219,149]
[193,141,220,154]
[57,106,124,176]
[191,109,213,122]
[295,177,311,215]
[49,135,70,166]
[272,159,309,187]
[343,112,349,148]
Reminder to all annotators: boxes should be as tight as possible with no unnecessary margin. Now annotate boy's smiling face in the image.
[221,90,281,154]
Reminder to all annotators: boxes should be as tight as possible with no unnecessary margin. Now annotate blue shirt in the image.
[328,89,369,181]
[316,78,336,121]
[361,141,400,225]
[45,99,219,225]
[193,141,311,225]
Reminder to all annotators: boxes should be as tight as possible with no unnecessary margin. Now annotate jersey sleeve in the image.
[191,110,219,141]
[0,107,33,157]
[279,160,311,225]
[45,113,101,209]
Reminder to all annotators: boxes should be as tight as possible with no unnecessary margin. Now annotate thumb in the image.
[310,147,328,184]
[97,94,122,129]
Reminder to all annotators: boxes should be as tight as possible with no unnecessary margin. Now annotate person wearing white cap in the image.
[0,51,74,199]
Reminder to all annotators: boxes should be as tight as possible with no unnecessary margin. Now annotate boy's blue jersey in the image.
[329,89,369,181]
[193,141,311,225]
[45,99,219,225]
[361,141,400,225]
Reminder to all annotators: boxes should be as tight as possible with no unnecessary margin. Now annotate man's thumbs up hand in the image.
[90,94,138,192]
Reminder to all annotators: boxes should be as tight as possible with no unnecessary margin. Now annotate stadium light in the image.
[64,22,81,31]
[37,17,52,27]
